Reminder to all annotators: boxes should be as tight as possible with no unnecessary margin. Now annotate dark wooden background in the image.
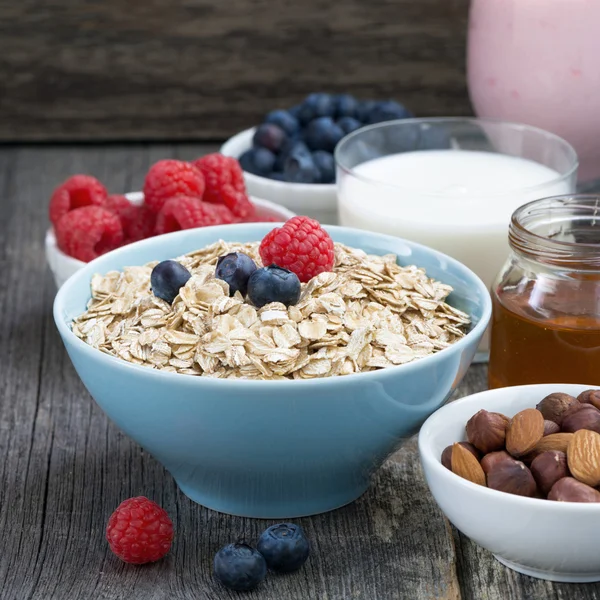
[0,0,471,142]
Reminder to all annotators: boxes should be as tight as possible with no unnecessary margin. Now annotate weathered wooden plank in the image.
[0,0,471,141]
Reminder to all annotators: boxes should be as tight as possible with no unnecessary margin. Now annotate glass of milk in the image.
[335,118,578,361]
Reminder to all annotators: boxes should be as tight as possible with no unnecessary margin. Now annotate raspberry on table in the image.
[124,205,157,242]
[49,174,108,227]
[259,216,335,283]
[192,154,255,219]
[55,206,123,262]
[106,496,173,565]
[155,195,226,235]
[143,160,205,214]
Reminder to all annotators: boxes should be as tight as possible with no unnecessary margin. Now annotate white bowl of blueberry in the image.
[220,93,413,225]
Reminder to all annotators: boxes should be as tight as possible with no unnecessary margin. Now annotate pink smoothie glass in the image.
[467,0,600,185]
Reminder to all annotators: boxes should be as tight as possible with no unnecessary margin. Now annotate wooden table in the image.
[1,144,598,600]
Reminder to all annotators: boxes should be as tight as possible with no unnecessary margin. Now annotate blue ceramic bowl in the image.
[53,223,491,518]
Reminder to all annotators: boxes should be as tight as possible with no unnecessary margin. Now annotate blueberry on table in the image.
[253,123,287,152]
[337,116,362,135]
[367,100,414,124]
[265,109,300,136]
[247,265,301,308]
[334,94,359,119]
[312,150,336,184]
[305,117,345,152]
[356,99,377,123]
[257,523,310,573]
[214,543,267,592]
[215,252,257,296]
[239,148,276,176]
[297,92,336,124]
[284,148,320,183]
[150,260,192,304]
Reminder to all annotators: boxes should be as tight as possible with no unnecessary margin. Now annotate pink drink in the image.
[468,0,600,182]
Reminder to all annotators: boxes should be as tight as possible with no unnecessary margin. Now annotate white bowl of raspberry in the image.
[45,192,295,289]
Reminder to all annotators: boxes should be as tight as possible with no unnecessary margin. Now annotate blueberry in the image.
[356,100,377,123]
[215,252,257,296]
[253,123,287,152]
[297,93,336,124]
[334,94,359,119]
[239,148,276,176]
[305,117,345,152]
[257,523,310,573]
[265,110,300,136]
[312,150,335,184]
[214,542,267,592]
[268,172,286,181]
[367,100,414,124]
[247,265,301,308]
[337,116,362,135]
[283,148,320,183]
[150,260,191,304]
[275,139,310,172]
[288,104,302,119]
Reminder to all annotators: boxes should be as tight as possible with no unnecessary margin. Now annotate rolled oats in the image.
[72,240,470,380]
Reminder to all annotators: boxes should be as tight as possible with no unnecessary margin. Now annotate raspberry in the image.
[106,497,173,565]
[49,175,108,227]
[124,205,157,242]
[259,216,335,283]
[192,154,255,219]
[143,160,205,214]
[155,196,225,235]
[55,206,123,262]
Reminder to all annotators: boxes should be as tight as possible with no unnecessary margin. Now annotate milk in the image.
[338,150,573,354]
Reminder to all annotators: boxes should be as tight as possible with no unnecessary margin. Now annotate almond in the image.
[506,408,544,457]
[531,432,574,455]
[567,429,600,487]
[450,442,486,486]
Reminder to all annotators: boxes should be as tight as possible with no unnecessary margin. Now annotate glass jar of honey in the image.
[489,195,600,388]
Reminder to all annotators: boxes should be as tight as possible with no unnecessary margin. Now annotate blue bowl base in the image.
[175,478,371,519]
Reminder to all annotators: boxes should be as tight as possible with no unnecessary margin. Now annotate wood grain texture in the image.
[0,0,471,142]
[1,144,597,599]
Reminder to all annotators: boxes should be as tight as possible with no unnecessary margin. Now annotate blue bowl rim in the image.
[53,223,492,389]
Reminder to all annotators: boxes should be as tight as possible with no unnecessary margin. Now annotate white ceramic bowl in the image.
[419,383,600,583]
[220,127,338,224]
[45,192,296,289]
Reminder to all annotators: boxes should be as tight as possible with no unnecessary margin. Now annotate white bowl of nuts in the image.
[419,383,600,583]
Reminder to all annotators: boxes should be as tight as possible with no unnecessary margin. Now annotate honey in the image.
[489,288,600,388]
[488,195,600,389]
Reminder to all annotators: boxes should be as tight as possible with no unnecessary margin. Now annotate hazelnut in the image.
[578,389,600,411]
[536,393,579,425]
[561,404,600,434]
[543,420,560,436]
[487,458,538,498]
[548,477,600,502]
[441,442,479,470]
[530,451,569,496]
[466,410,509,454]
[480,450,513,475]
